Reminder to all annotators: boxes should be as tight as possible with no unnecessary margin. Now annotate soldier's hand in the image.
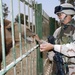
[40,43,54,52]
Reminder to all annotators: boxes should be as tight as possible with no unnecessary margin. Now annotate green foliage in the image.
[2,3,9,18]
[59,0,75,6]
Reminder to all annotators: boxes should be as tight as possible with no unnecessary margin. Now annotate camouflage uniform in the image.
[52,19,75,75]
[47,3,75,75]
[40,3,75,75]
[53,19,75,58]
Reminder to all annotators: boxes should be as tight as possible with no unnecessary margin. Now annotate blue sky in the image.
[36,0,60,20]
[2,0,60,20]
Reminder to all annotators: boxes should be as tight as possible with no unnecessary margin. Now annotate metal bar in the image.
[0,45,39,75]
[23,1,28,75]
[23,1,27,47]
[28,0,30,29]
[30,9,35,75]
[30,42,35,75]
[27,0,31,75]
[0,0,6,70]
[32,0,37,75]
[18,0,23,75]
[29,43,32,75]
[34,2,37,34]
[35,3,43,75]
[10,0,17,75]
[29,1,33,75]
[31,5,34,32]
[49,17,55,35]
[31,1,34,74]
[20,0,34,9]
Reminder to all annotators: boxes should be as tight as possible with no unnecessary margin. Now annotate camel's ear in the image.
[4,19,11,27]
[5,23,11,29]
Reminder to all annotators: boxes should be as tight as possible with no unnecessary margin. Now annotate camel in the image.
[0,22,36,70]
[0,27,12,69]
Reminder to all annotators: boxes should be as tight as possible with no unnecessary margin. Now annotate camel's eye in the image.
[7,28,11,32]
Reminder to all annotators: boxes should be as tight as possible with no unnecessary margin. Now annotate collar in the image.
[67,19,75,26]
[61,19,75,26]
[61,19,75,30]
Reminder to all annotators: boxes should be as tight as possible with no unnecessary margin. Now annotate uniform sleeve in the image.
[54,42,75,57]
[53,28,75,57]
[53,27,61,38]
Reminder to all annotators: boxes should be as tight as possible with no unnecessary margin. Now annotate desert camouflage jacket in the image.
[53,19,75,57]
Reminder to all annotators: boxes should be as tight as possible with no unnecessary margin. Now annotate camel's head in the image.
[6,22,36,43]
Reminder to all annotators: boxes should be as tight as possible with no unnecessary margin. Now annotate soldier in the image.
[39,3,75,75]
[40,3,75,57]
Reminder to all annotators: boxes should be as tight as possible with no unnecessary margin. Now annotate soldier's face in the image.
[57,13,66,20]
[57,13,72,24]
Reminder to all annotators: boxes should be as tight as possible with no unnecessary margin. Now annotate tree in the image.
[2,3,9,19]
[59,0,75,6]
[59,0,65,4]
[15,13,28,25]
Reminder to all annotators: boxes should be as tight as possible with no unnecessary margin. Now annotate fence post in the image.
[35,4,43,75]
[49,17,55,35]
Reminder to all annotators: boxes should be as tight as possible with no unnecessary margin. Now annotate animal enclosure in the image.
[0,0,58,75]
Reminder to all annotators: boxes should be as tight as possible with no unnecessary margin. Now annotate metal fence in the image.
[0,0,58,75]
[0,0,39,75]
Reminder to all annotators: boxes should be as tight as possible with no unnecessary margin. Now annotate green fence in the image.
[0,0,58,75]
[0,0,40,75]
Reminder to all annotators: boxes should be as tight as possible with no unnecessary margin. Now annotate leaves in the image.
[59,0,75,6]
[2,3,10,18]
